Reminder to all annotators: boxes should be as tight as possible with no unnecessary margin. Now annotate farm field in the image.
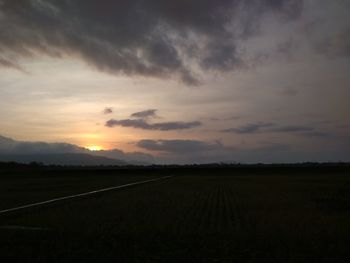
[1,168,350,262]
[0,168,162,210]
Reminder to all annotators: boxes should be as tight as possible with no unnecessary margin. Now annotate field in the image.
[1,167,350,262]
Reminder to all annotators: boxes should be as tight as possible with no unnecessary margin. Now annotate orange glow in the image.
[86,145,103,151]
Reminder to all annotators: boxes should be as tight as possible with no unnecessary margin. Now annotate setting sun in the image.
[86,145,103,151]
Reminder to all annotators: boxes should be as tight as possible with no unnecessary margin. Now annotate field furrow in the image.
[1,172,350,263]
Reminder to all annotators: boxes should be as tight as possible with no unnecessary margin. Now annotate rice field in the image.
[0,168,350,262]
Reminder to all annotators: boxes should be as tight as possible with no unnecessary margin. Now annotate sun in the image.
[86,145,103,151]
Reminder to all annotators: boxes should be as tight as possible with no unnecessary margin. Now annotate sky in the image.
[0,0,350,164]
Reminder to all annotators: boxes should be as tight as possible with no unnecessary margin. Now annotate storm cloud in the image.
[0,0,303,83]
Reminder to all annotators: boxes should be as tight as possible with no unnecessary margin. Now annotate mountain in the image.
[0,135,132,166]
[0,135,16,151]
[0,134,157,165]
[0,153,127,166]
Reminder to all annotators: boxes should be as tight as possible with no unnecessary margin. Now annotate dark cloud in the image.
[105,119,201,131]
[1,135,348,164]
[0,135,84,154]
[103,107,113,114]
[106,119,149,129]
[0,135,154,164]
[0,0,303,83]
[135,139,300,164]
[208,116,241,121]
[281,87,298,96]
[106,109,201,130]
[90,149,155,164]
[0,57,26,72]
[273,125,314,132]
[301,131,332,138]
[222,123,319,134]
[200,43,243,71]
[131,109,158,119]
[135,138,349,164]
[222,122,274,134]
[137,139,223,154]
[314,27,350,57]
[276,38,299,60]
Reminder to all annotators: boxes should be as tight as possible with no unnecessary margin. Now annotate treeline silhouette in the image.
[1,161,349,175]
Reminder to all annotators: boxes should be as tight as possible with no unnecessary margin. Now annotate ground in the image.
[0,167,350,262]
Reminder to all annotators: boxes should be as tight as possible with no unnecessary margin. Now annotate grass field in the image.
[1,167,350,262]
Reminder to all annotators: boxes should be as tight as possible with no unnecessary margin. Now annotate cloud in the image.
[277,39,298,59]
[1,135,349,165]
[222,122,274,134]
[272,125,314,132]
[106,109,201,130]
[301,131,332,138]
[0,0,303,84]
[135,139,298,164]
[0,57,27,72]
[208,116,241,122]
[131,109,157,119]
[0,135,156,164]
[89,149,155,164]
[281,87,298,96]
[0,135,84,154]
[314,27,350,57]
[105,119,201,131]
[135,138,350,164]
[103,107,113,114]
[200,43,243,71]
[106,119,150,129]
[221,122,332,136]
[136,139,223,154]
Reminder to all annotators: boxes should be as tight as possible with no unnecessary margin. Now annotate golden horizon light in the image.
[86,145,103,151]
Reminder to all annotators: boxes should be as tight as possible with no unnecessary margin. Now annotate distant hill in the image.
[0,153,127,166]
[0,134,154,165]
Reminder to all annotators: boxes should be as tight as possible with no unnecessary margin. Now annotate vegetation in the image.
[0,165,350,262]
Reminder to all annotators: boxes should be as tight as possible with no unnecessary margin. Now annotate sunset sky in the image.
[0,0,349,164]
